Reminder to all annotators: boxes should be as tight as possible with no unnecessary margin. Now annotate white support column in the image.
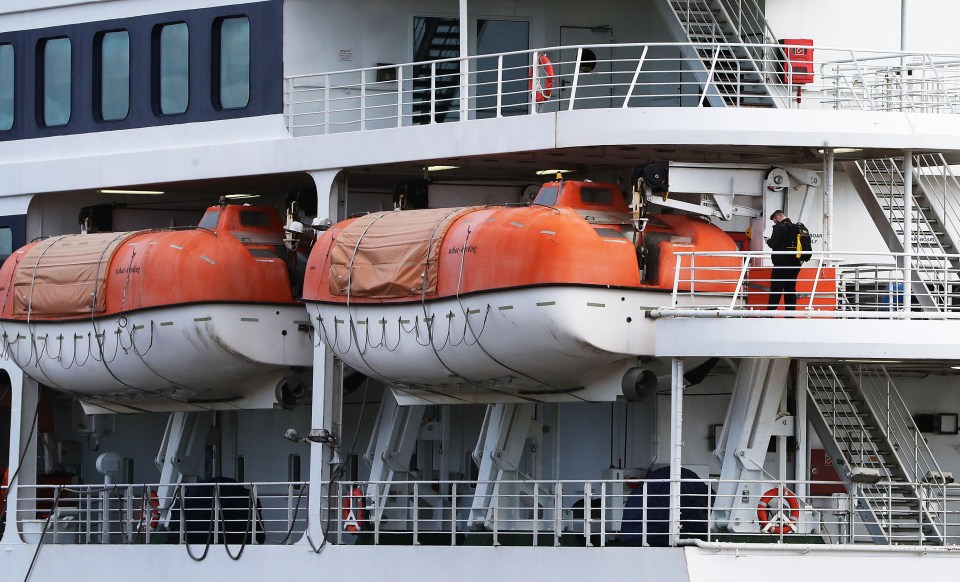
[903,152,913,311]
[305,347,339,544]
[1,365,37,544]
[308,169,345,223]
[823,150,835,252]
[459,0,468,121]
[795,360,809,500]
[669,357,684,547]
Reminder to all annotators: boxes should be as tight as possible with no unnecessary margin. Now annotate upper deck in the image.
[1,0,960,199]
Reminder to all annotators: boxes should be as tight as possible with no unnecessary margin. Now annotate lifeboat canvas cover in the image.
[329,207,480,298]
[12,232,139,317]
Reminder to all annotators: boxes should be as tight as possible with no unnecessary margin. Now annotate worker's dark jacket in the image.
[766,219,802,267]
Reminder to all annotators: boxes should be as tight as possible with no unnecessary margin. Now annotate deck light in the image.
[98,189,165,195]
[536,169,573,176]
[426,165,458,172]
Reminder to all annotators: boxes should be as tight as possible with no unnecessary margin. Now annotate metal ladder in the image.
[658,0,778,107]
[806,363,948,544]
[844,155,960,311]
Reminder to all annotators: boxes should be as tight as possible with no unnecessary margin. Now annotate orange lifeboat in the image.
[301,181,739,403]
[0,204,313,412]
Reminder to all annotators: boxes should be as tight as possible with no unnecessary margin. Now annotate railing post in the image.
[451,482,457,546]
[903,152,914,313]
[496,54,504,118]
[430,62,437,123]
[360,70,367,131]
[569,47,583,111]
[396,66,404,128]
[323,74,330,135]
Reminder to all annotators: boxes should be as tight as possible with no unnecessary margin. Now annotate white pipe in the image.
[459,0,468,121]
[903,152,913,312]
[901,0,908,52]
[647,308,960,319]
[824,149,835,252]
[669,357,684,547]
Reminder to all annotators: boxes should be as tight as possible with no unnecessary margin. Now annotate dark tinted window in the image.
[581,187,612,205]
[158,23,189,115]
[42,37,72,127]
[239,211,269,226]
[198,209,220,229]
[0,227,11,261]
[217,16,250,109]
[98,31,130,121]
[0,44,12,131]
[534,186,559,206]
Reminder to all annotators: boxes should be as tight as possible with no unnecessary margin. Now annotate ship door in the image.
[558,26,614,110]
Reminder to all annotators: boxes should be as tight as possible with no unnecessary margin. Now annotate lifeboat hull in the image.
[309,285,717,403]
[2,303,312,412]
[302,181,740,402]
[0,205,315,412]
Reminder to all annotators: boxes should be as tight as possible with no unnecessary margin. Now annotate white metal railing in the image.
[658,250,960,317]
[7,482,308,546]
[284,43,960,136]
[13,477,960,547]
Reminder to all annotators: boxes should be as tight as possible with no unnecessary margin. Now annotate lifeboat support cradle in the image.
[468,403,548,530]
[154,411,214,522]
[711,358,817,534]
[363,391,426,526]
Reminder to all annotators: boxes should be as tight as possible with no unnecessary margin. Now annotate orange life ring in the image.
[342,486,366,533]
[134,488,160,532]
[756,486,800,534]
[529,53,555,103]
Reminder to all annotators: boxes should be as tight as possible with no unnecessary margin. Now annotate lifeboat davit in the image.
[0,204,313,412]
[302,180,739,404]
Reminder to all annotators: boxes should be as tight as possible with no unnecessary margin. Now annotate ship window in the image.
[0,44,12,131]
[288,454,301,482]
[247,247,281,259]
[594,227,624,239]
[41,37,72,127]
[534,186,559,206]
[96,30,130,121]
[0,227,11,262]
[156,22,189,115]
[198,209,220,229]
[580,187,612,206]
[215,16,250,110]
[239,210,270,226]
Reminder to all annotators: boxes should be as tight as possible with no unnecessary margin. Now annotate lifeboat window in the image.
[239,210,270,226]
[594,227,625,239]
[534,186,559,206]
[580,187,612,206]
[247,247,282,259]
[198,209,220,229]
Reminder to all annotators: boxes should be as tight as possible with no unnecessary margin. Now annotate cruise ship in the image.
[3,0,960,580]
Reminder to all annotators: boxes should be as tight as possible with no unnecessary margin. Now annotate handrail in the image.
[11,477,960,547]
[661,249,960,318]
[284,41,960,136]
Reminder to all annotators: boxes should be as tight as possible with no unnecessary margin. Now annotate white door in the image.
[557,26,614,110]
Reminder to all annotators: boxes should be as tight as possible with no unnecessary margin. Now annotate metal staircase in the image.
[806,364,949,544]
[844,155,960,311]
[659,0,778,108]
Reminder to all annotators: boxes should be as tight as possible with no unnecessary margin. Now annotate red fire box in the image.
[810,449,846,495]
[781,38,814,85]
